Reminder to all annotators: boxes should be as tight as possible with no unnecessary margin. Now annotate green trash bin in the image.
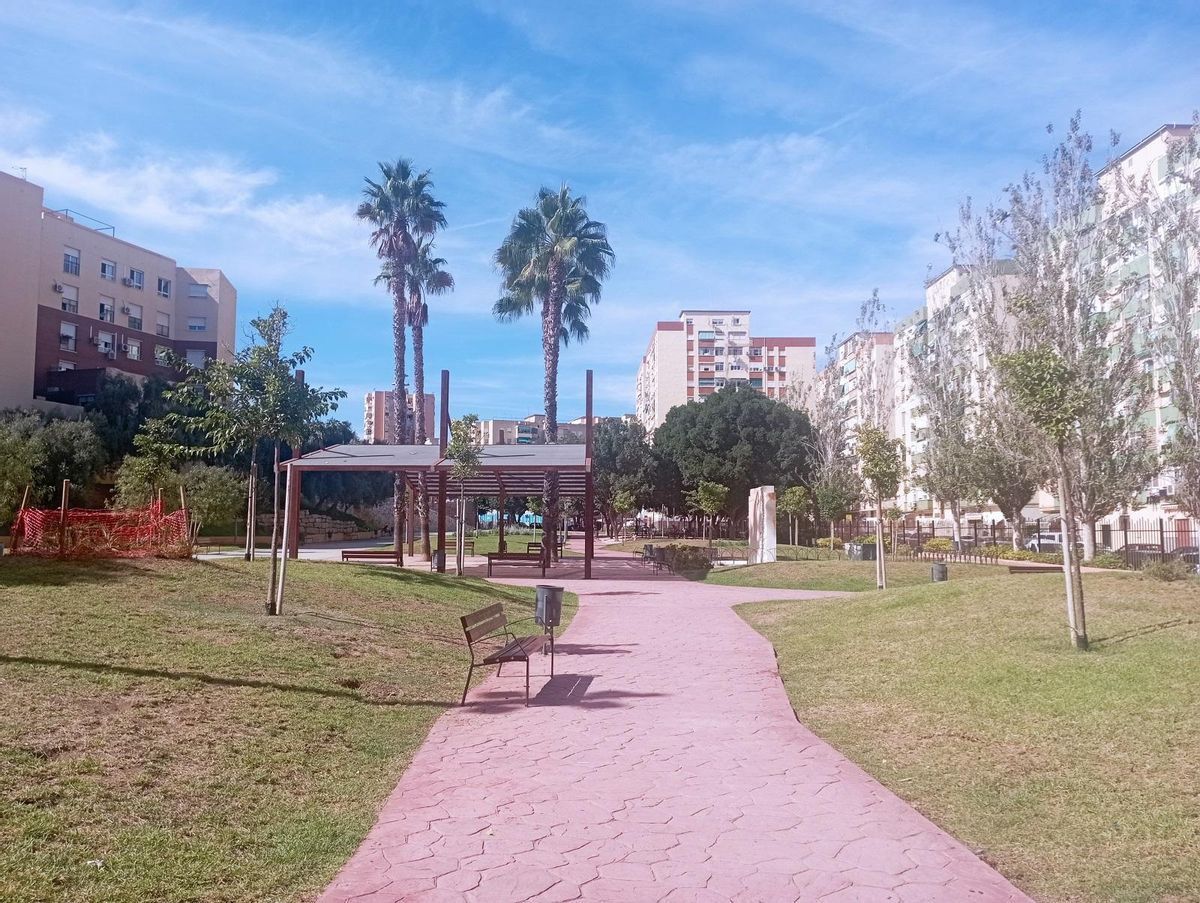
[931,561,948,582]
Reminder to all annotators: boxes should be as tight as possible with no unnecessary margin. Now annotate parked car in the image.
[1026,532,1064,553]
[1121,542,1167,568]
[1170,545,1199,572]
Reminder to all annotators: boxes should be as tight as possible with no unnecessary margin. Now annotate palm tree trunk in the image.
[542,264,564,563]
[392,284,407,560]
[412,314,432,561]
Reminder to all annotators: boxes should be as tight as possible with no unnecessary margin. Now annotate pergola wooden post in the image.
[286,467,301,559]
[585,369,594,580]
[437,369,450,573]
[496,474,507,554]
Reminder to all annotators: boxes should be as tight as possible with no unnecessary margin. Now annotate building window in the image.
[128,268,144,290]
[125,303,143,331]
[59,323,77,352]
[732,317,741,325]
[156,312,170,337]
[187,316,207,332]
[99,297,115,323]
[100,259,116,281]
[97,330,115,353]
[63,247,81,275]
[126,339,141,361]
[57,360,76,372]
[188,283,209,298]
[60,284,78,313]
[698,378,715,387]
[185,348,208,368]
[155,345,171,366]
[697,330,716,341]
[157,277,171,298]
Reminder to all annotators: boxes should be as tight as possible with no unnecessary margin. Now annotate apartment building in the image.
[478,414,545,446]
[0,171,236,410]
[835,330,895,436]
[363,390,436,443]
[634,309,817,433]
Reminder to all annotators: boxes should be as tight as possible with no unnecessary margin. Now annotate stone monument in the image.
[748,485,777,564]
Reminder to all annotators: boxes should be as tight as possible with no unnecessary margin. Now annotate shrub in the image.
[1142,559,1196,582]
[923,538,954,554]
[1089,552,1128,570]
[816,537,845,550]
[662,544,712,576]
[975,544,1063,564]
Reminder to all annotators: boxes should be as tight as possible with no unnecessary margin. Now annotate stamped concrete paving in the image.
[319,561,1033,902]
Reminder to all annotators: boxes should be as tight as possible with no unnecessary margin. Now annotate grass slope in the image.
[0,557,574,903]
[707,558,1007,592]
[740,572,1200,903]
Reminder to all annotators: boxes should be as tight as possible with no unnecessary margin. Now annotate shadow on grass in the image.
[0,557,158,587]
[0,654,454,709]
[1091,617,1198,647]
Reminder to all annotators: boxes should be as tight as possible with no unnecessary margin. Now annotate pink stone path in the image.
[318,555,1033,903]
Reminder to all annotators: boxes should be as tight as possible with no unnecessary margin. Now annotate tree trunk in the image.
[456,490,465,576]
[1057,460,1088,650]
[244,459,257,561]
[949,501,962,550]
[1010,511,1025,550]
[392,283,408,559]
[875,499,887,590]
[1080,516,1097,561]
[542,267,563,563]
[412,315,432,562]
[266,442,281,615]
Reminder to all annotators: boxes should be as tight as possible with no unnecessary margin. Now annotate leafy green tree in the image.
[494,186,614,560]
[612,488,637,539]
[777,485,811,546]
[357,158,447,552]
[592,420,659,537]
[998,348,1089,648]
[970,399,1049,549]
[686,480,729,541]
[856,424,903,589]
[82,374,173,466]
[152,306,344,613]
[653,385,813,518]
[446,414,482,575]
[813,472,860,549]
[0,412,105,507]
[113,458,245,541]
[0,429,33,525]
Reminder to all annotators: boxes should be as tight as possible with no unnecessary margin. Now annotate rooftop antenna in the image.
[12,166,27,180]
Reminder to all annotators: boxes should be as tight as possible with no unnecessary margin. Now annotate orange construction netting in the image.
[10,500,191,559]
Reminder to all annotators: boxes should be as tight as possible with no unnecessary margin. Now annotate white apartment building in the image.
[0,171,236,410]
[634,309,817,433]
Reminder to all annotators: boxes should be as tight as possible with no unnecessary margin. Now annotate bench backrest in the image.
[461,603,507,647]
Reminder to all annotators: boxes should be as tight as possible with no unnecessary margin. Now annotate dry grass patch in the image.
[708,557,1006,592]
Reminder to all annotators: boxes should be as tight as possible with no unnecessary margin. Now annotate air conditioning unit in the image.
[89,336,100,346]
[121,277,134,286]
[119,343,130,353]
[52,282,64,293]
[105,350,117,360]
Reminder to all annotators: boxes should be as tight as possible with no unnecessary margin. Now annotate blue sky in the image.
[2,0,1199,426]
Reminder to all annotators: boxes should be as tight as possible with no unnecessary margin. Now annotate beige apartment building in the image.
[363,390,436,443]
[0,171,236,410]
[634,309,817,433]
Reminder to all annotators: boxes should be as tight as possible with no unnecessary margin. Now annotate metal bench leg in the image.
[525,657,530,706]
[461,663,475,706]
[496,661,503,676]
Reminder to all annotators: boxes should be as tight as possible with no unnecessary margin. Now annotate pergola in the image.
[271,370,597,612]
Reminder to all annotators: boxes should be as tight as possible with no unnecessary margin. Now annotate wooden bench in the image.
[460,603,549,705]
[1007,564,1061,574]
[526,540,565,556]
[487,550,547,577]
[340,549,398,563]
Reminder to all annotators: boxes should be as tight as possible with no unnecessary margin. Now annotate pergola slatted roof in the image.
[282,443,591,496]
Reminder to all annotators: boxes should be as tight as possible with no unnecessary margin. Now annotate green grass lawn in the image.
[0,557,575,903]
[707,557,1007,592]
[740,572,1200,903]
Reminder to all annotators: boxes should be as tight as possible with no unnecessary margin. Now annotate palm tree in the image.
[405,237,454,559]
[356,159,446,554]
[494,185,614,560]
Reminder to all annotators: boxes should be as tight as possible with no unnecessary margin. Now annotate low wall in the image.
[256,512,382,544]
